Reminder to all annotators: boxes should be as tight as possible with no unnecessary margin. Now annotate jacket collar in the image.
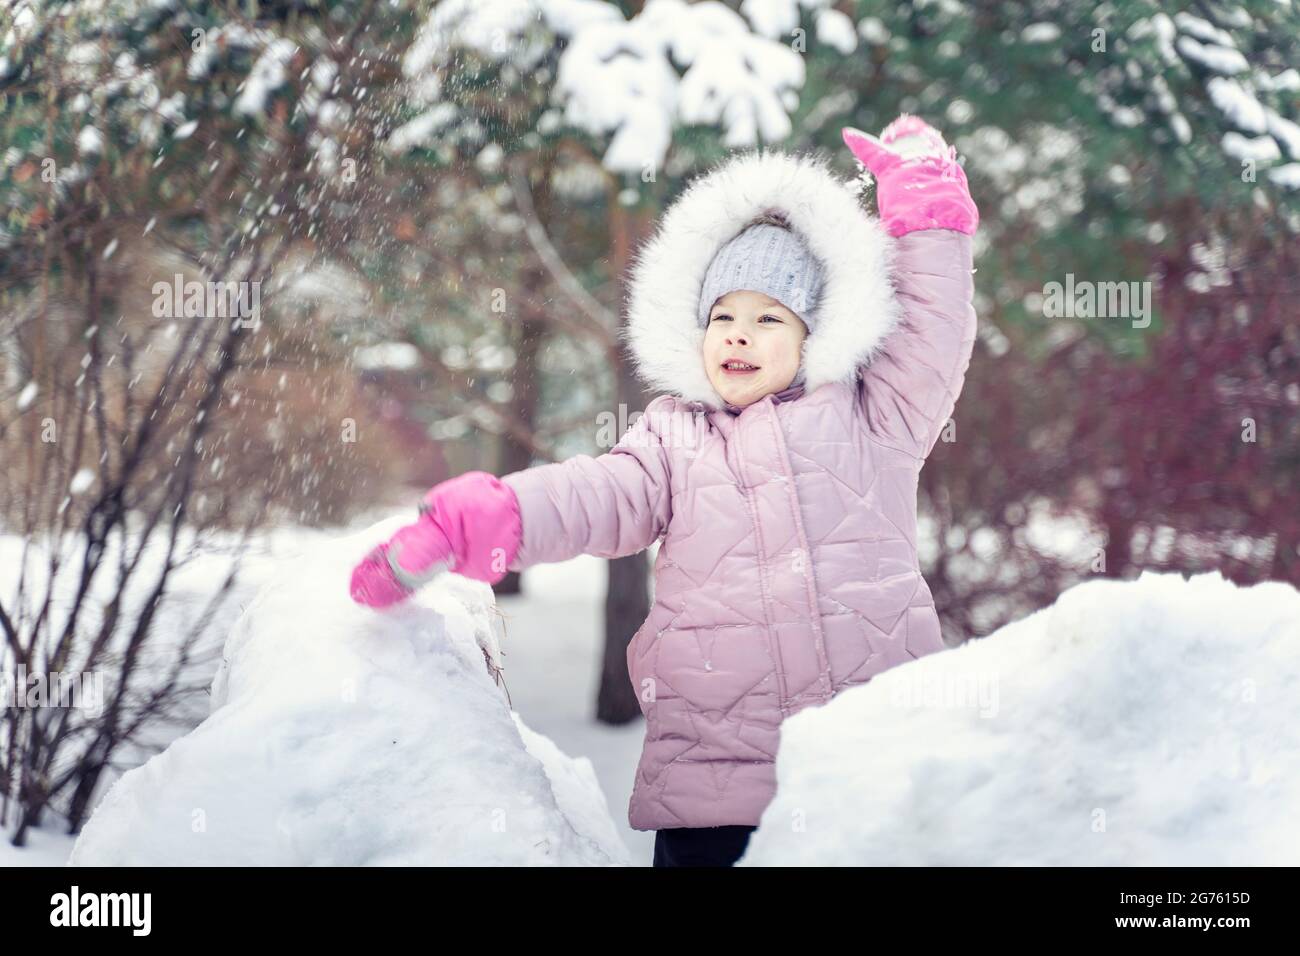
[721,380,806,416]
[624,149,901,412]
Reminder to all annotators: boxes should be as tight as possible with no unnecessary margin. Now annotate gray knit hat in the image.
[697,212,824,333]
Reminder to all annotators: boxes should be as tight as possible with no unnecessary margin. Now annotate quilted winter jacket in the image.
[500,150,977,831]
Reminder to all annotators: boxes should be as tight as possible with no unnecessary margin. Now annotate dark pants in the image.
[652,825,758,867]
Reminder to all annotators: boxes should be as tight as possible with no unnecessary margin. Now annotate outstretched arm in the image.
[842,116,979,461]
[350,396,674,607]
[501,396,674,569]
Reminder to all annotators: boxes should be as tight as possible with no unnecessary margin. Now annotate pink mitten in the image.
[349,471,523,608]
[841,114,979,237]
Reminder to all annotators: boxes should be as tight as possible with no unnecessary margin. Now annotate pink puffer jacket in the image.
[501,149,977,830]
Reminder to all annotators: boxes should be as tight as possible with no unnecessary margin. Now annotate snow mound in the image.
[740,571,1300,866]
[70,518,629,866]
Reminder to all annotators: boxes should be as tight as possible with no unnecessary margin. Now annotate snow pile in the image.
[741,571,1300,866]
[70,519,629,866]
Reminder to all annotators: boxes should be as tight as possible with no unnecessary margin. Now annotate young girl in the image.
[350,115,979,867]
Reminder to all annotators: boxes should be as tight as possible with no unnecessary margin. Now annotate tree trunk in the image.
[598,199,654,725]
[598,353,651,724]
[493,264,546,598]
[64,755,107,834]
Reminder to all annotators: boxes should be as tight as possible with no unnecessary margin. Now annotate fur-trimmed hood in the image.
[622,149,901,411]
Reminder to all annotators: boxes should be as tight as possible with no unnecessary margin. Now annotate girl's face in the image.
[703,290,808,408]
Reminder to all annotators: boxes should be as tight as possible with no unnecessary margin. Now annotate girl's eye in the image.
[711,314,732,322]
[760,314,782,323]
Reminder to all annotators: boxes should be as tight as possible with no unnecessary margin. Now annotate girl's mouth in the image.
[721,360,760,375]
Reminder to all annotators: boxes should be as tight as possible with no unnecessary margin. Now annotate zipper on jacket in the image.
[765,399,834,704]
[732,406,791,718]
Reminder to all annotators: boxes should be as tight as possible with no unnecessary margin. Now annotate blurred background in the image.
[1,0,1297,855]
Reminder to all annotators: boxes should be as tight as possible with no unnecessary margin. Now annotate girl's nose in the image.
[727,333,749,345]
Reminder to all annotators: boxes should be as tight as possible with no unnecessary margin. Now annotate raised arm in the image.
[859,230,976,459]
[842,116,979,461]
[501,395,674,569]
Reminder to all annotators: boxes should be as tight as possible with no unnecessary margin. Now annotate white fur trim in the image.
[622,149,900,410]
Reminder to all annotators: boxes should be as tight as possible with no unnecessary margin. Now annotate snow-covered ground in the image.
[67,518,631,865]
[3,518,651,866]
[739,570,1300,865]
[0,824,77,868]
[494,555,658,864]
[0,520,381,866]
[8,518,1298,867]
